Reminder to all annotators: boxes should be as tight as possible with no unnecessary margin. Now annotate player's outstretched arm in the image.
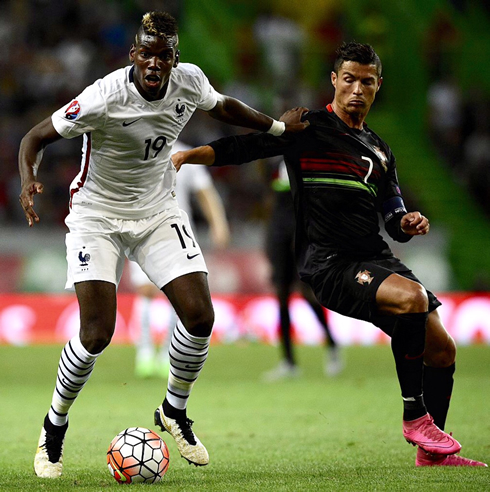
[18,117,62,227]
[171,145,216,172]
[207,95,309,134]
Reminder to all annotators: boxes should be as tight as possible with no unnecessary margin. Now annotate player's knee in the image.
[399,283,428,314]
[425,334,456,367]
[440,336,457,366]
[181,304,214,338]
[79,321,114,354]
[80,333,112,354]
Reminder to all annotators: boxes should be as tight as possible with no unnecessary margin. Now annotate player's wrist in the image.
[267,119,286,136]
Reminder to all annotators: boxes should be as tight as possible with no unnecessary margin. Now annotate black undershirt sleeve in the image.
[385,215,413,243]
[209,132,296,167]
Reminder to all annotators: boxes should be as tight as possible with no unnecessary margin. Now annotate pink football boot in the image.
[403,414,461,455]
[416,447,488,467]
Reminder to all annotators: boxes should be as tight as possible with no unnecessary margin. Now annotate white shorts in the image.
[65,208,208,290]
[129,260,152,288]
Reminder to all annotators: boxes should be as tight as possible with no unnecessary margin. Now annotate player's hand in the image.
[400,212,430,236]
[19,180,44,227]
[171,146,215,170]
[280,107,310,133]
[171,151,185,172]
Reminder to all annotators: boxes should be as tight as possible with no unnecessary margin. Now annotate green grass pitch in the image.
[0,343,488,491]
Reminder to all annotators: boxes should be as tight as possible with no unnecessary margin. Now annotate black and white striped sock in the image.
[166,320,210,411]
[48,335,102,426]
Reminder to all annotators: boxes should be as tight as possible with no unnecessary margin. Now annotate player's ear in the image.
[129,44,136,63]
[173,50,180,68]
[376,77,383,92]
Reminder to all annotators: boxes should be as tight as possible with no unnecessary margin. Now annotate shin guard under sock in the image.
[391,311,428,420]
[423,363,455,430]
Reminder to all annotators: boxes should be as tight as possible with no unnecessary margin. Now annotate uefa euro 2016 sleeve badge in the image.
[65,100,81,120]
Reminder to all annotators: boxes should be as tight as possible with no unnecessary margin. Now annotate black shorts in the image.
[309,254,441,336]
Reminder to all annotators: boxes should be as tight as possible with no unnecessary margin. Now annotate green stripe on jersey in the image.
[303,177,377,196]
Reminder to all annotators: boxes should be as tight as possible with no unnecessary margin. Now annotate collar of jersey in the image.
[127,65,171,107]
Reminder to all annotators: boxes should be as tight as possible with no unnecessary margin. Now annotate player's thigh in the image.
[371,258,442,335]
[376,273,428,315]
[75,280,118,351]
[310,258,394,322]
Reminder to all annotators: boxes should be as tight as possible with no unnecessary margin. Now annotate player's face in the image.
[331,61,382,122]
[129,34,180,101]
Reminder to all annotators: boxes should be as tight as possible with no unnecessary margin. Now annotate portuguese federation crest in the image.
[356,270,374,285]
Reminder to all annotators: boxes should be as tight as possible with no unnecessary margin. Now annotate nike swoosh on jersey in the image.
[122,118,142,126]
[187,253,200,260]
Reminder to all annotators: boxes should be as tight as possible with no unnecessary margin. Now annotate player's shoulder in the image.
[170,63,211,100]
[364,123,392,155]
[172,62,207,80]
[302,107,335,126]
[298,107,342,139]
[303,107,326,119]
[90,66,131,97]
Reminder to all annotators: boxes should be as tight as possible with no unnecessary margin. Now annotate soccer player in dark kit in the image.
[171,42,487,467]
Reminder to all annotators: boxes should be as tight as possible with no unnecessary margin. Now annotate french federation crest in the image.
[175,102,186,119]
[78,249,90,267]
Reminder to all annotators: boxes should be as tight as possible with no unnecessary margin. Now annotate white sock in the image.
[166,320,210,410]
[48,335,102,426]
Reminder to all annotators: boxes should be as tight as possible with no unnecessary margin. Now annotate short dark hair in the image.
[333,42,382,77]
[135,11,178,43]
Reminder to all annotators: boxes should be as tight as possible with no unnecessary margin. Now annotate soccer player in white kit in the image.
[18,11,309,478]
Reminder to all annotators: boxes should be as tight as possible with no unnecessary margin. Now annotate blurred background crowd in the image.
[0,0,489,293]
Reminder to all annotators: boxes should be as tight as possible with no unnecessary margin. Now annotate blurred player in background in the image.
[130,139,230,379]
[18,10,307,478]
[171,42,487,467]
[263,159,343,382]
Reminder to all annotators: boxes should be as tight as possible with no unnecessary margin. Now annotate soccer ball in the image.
[107,427,169,484]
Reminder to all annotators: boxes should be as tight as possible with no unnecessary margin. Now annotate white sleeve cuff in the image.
[267,119,286,136]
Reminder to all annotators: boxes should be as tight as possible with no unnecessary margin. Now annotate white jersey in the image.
[129,139,214,288]
[52,63,218,219]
